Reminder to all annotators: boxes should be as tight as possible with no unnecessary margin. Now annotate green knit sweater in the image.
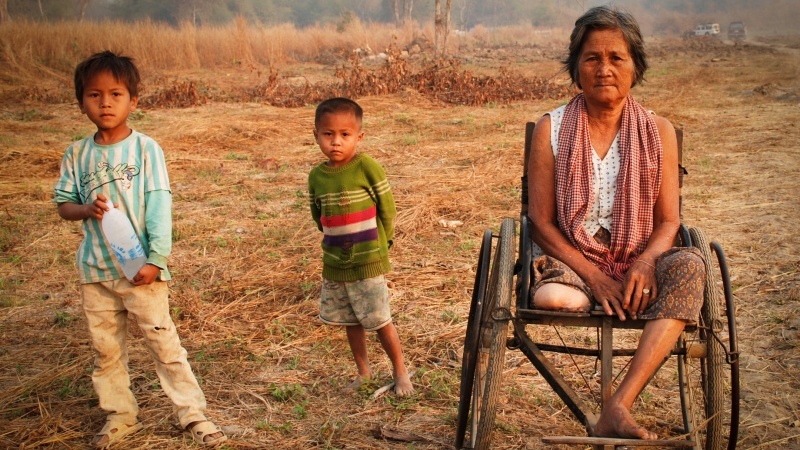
[308,153,396,281]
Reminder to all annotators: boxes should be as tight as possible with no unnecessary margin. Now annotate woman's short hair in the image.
[564,6,648,89]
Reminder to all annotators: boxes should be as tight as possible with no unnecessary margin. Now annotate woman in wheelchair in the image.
[527,6,706,441]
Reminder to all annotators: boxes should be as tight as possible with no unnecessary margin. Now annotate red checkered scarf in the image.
[555,94,663,281]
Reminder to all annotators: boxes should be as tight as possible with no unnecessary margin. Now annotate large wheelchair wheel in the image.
[455,229,492,449]
[680,226,739,450]
[455,218,516,449]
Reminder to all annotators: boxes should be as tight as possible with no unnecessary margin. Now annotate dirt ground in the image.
[0,35,799,449]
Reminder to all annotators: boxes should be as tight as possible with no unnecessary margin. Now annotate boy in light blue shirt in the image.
[54,50,226,448]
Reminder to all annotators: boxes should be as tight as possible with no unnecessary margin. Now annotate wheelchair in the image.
[455,123,740,449]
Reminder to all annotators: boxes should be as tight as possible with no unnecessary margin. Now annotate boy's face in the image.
[79,70,137,137]
[314,111,363,168]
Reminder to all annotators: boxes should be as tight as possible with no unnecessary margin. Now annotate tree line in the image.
[0,0,756,29]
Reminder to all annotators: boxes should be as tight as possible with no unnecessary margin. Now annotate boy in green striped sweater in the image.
[308,98,414,396]
[54,51,225,448]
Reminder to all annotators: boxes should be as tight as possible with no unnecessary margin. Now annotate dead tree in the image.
[434,0,451,58]
[79,0,89,21]
[404,0,413,23]
[392,0,414,26]
[0,0,9,23]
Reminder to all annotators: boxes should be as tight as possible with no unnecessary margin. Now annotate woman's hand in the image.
[587,271,627,320]
[622,259,658,319]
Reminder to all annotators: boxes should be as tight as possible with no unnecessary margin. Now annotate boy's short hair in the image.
[74,50,141,102]
[315,97,363,127]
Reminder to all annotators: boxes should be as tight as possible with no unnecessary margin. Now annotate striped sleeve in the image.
[363,156,396,244]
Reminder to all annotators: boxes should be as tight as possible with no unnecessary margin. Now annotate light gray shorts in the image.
[319,275,392,331]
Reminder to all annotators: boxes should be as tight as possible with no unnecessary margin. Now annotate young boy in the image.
[53,50,226,448]
[308,97,414,396]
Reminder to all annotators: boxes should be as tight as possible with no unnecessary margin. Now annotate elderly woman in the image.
[527,6,706,440]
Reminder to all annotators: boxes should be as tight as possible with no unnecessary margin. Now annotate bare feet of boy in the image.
[393,370,414,397]
[344,372,370,392]
[593,403,657,440]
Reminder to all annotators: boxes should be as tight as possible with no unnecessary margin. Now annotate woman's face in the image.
[577,28,635,106]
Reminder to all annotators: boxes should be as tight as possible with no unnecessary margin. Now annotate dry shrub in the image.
[412,58,571,105]
[15,86,73,104]
[334,46,412,97]
[140,79,209,109]
[247,45,570,107]
[248,68,333,107]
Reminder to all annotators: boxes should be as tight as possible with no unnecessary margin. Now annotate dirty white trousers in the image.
[81,280,207,429]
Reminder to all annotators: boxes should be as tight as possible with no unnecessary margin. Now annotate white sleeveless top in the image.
[549,105,620,236]
[531,106,621,258]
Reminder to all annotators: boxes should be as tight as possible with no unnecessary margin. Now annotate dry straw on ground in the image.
[1,21,799,449]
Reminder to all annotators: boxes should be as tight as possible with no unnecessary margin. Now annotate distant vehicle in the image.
[693,23,721,37]
[728,21,746,40]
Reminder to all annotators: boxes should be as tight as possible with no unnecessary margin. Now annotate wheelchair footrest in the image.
[542,436,695,447]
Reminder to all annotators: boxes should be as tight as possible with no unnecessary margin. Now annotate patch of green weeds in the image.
[317,418,349,446]
[386,393,416,410]
[262,226,294,242]
[402,134,418,146]
[421,368,457,400]
[256,419,293,434]
[440,309,460,324]
[129,110,147,121]
[451,115,475,126]
[197,168,222,184]
[269,383,305,402]
[300,281,315,295]
[256,212,276,220]
[395,113,414,125]
[225,152,248,161]
[55,311,74,327]
[292,400,309,419]
[5,254,22,266]
[271,320,297,343]
[496,420,519,434]
[16,109,55,122]
[171,306,184,320]
[194,345,215,362]
[311,338,333,355]
[56,376,91,399]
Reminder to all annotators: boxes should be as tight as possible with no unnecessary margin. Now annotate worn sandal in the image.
[93,420,143,449]
[185,420,228,446]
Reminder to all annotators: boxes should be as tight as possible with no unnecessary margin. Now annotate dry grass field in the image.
[0,21,799,449]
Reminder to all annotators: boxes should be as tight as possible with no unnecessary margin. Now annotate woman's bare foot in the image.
[594,404,657,440]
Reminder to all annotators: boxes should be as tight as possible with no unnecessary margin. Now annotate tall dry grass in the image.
[0,17,419,81]
[0,17,572,93]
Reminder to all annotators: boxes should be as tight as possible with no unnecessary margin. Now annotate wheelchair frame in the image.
[455,123,740,450]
